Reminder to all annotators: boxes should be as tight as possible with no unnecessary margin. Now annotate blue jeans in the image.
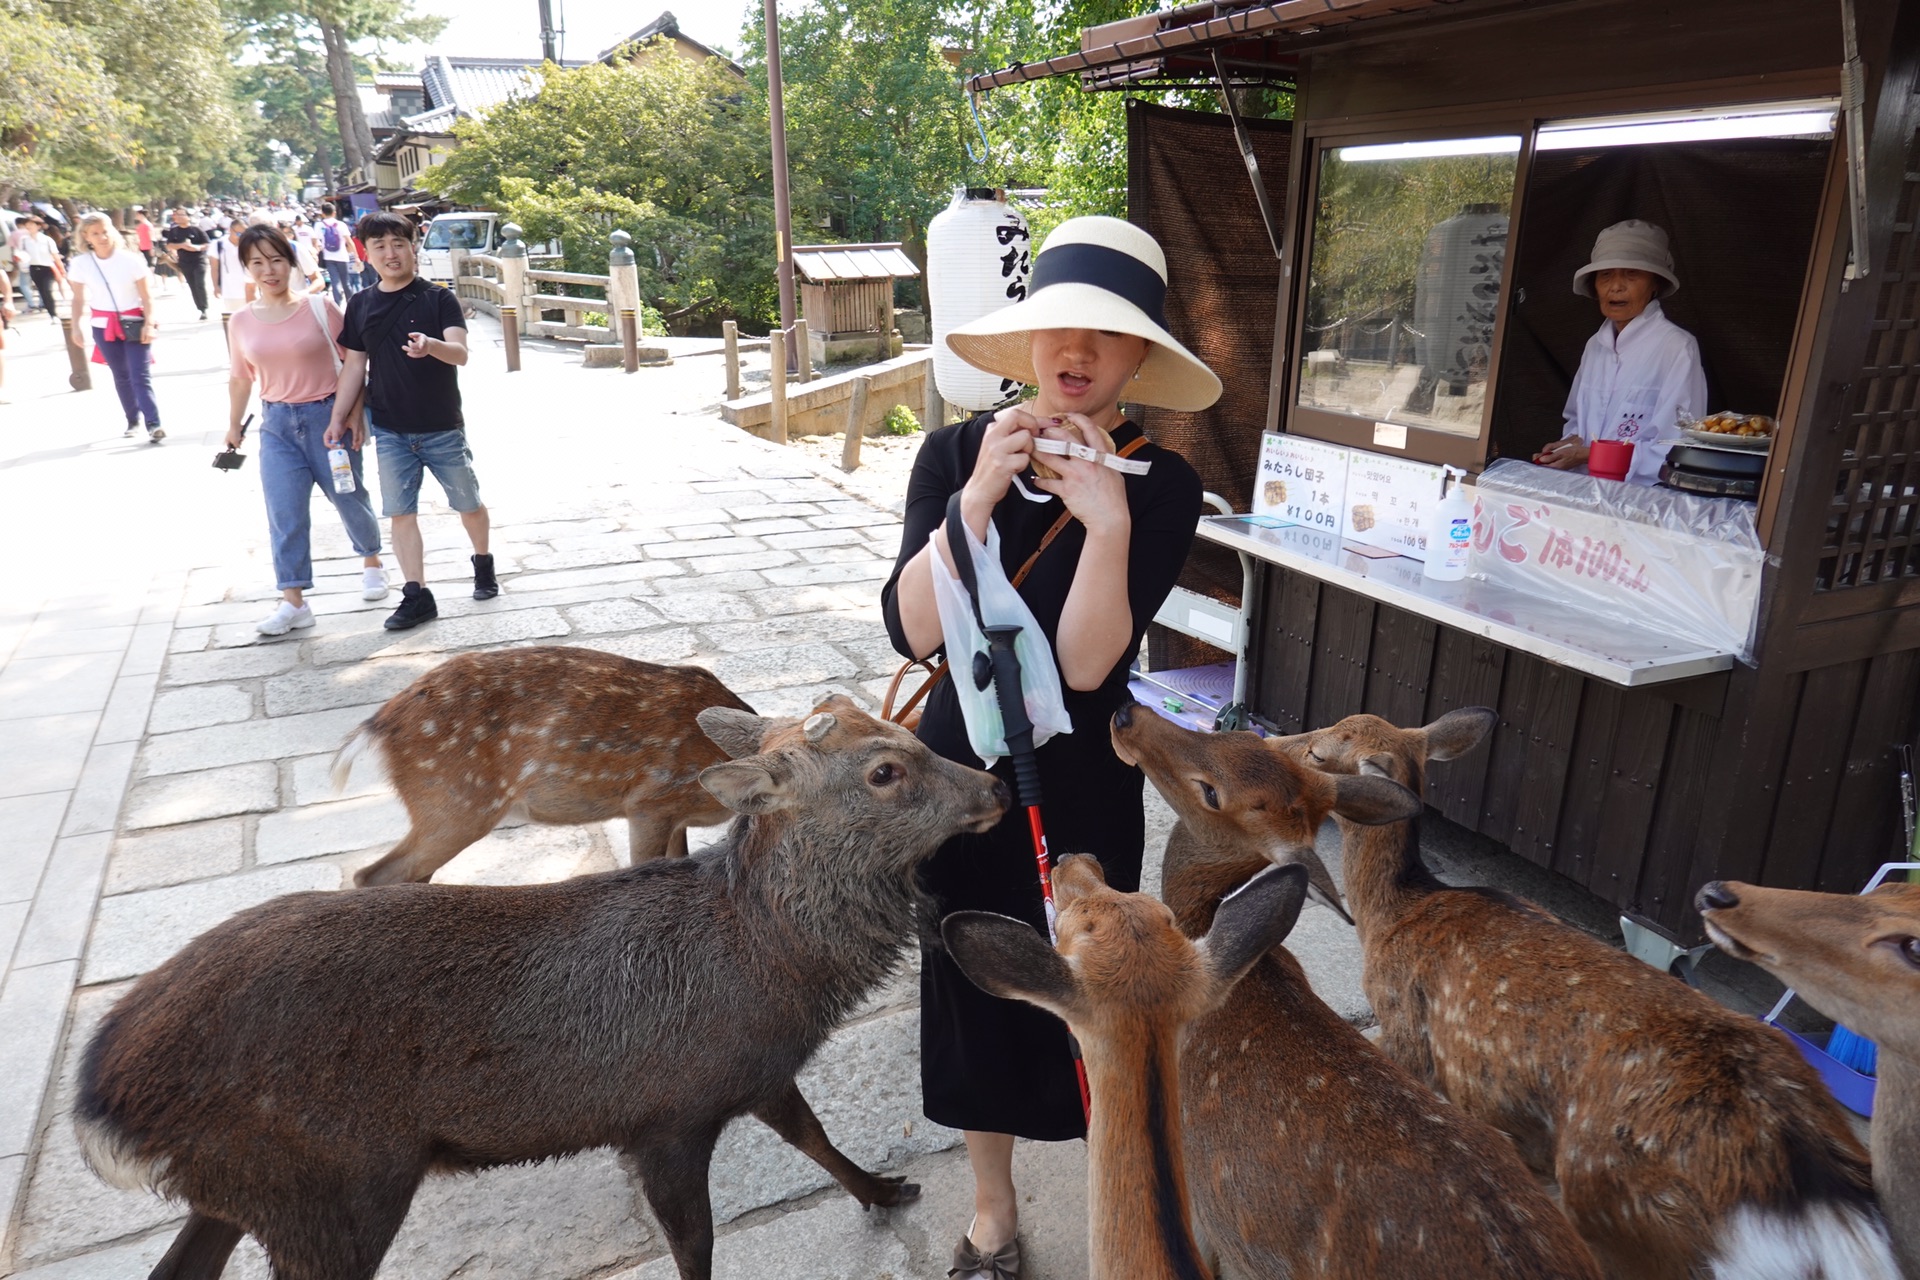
[369,424,483,517]
[96,333,160,429]
[322,259,358,304]
[261,397,382,589]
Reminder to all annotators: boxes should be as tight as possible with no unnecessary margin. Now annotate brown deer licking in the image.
[943,853,1317,1280]
[1698,877,1920,1280]
[1110,702,1604,1280]
[76,698,1010,1280]
[332,646,755,886]
[1280,709,1896,1280]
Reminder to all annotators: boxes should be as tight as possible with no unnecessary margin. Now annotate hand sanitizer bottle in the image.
[1423,466,1472,582]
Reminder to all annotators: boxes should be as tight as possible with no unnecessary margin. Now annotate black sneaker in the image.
[383,582,438,631]
[471,553,499,600]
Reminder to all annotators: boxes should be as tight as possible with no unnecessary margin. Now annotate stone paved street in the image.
[0,279,1661,1279]
[0,283,1124,1279]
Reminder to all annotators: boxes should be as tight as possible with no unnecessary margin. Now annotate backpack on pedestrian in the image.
[322,220,343,254]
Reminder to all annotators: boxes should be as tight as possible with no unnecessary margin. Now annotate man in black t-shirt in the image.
[161,209,209,319]
[325,210,494,631]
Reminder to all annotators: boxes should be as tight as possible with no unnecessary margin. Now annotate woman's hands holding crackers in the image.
[958,403,1045,535]
[1030,413,1130,538]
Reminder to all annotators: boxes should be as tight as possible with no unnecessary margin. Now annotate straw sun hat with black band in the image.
[945,216,1223,413]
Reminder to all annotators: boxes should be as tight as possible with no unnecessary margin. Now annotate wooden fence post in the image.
[769,328,789,445]
[450,245,469,301]
[793,318,812,383]
[841,375,871,472]
[923,358,943,431]
[63,313,92,391]
[500,306,521,372]
[723,320,741,399]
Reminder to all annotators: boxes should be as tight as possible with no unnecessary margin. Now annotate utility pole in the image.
[537,0,558,63]
[765,0,797,344]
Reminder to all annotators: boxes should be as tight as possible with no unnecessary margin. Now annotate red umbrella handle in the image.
[1025,805,1091,1120]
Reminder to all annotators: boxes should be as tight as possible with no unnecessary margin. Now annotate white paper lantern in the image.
[928,187,1032,412]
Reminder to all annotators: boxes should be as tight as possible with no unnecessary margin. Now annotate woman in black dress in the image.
[880,216,1220,1278]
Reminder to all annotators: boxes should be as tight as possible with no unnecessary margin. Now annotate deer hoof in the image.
[861,1175,920,1209]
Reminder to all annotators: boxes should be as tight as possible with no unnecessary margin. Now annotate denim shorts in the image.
[369,424,483,517]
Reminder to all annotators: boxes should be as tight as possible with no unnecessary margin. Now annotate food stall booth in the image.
[969,0,1920,950]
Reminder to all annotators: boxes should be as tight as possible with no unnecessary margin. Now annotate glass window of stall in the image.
[1284,102,1837,485]
[1287,130,1530,469]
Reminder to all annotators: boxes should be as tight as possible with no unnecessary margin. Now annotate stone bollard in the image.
[63,314,92,391]
[769,328,789,445]
[607,230,640,340]
[620,308,639,373]
[501,305,521,373]
[841,374,871,472]
[497,224,529,338]
[723,320,741,399]
[450,245,469,302]
[793,318,812,384]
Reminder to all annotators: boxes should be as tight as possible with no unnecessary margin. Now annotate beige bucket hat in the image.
[945,216,1223,412]
[1573,219,1680,298]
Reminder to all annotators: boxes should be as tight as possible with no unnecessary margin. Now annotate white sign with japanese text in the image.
[1342,453,1445,561]
[1253,433,1349,534]
[1469,462,1763,660]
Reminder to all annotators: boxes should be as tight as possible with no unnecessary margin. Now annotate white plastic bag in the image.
[927,518,1073,768]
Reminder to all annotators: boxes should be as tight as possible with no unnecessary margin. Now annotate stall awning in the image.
[967,0,1564,93]
[791,243,920,282]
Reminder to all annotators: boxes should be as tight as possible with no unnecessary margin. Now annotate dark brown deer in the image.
[333,646,754,886]
[1111,703,1605,1279]
[944,854,1315,1280]
[77,697,1009,1280]
[1699,878,1920,1280]
[1280,709,1894,1280]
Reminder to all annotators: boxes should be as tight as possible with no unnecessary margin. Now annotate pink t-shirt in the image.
[229,298,345,405]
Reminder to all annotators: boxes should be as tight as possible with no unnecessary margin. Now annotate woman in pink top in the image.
[227,225,389,636]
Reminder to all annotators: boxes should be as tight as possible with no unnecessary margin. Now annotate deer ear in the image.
[698,707,771,760]
[698,758,792,813]
[942,912,1080,1019]
[1422,707,1498,762]
[1202,864,1309,989]
[1331,772,1422,825]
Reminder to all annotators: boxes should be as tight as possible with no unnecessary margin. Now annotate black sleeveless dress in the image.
[880,413,1202,1141]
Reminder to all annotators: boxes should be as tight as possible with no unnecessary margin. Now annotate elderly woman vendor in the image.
[1534,220,1706,486]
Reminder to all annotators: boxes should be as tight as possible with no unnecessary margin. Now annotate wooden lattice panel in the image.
[1820,126,1920,591]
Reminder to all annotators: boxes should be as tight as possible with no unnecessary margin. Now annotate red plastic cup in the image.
[1588,439,1635,483]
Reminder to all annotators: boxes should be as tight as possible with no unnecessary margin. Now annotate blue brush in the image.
[1825,1023,1878,1076]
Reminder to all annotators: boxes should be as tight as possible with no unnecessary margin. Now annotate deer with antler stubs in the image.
[1699,877,1920,1280]
[943,854,1316,1280]
[1110,702,1604,1279]
[1281,709,1897,1280]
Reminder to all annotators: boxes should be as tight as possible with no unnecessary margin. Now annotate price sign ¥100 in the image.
[1253,433,1350,533]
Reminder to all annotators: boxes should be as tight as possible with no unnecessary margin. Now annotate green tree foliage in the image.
[0,0,131,196]
[425,47,782,327]
[742,0,966,254]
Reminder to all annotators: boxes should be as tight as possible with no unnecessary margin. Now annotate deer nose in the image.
[1695,881,1740,912]
[990,778,1012,811]
[1112,702,1136,730]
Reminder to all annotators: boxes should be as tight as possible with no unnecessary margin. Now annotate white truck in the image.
[418,212,502,285]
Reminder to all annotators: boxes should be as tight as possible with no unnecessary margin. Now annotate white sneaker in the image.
[361,567,391,601]
[256,601,315,636]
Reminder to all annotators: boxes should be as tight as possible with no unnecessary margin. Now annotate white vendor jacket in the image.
[1562,298,1707,486]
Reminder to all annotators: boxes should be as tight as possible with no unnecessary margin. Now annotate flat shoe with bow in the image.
[949,1232,1021,1279]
